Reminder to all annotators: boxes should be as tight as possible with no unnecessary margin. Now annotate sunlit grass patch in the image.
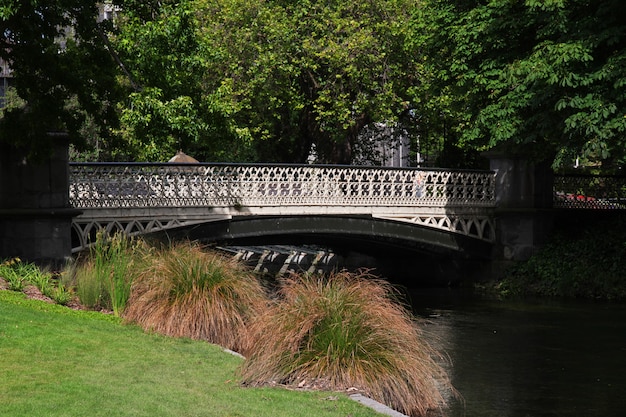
[240,270,454,417]
[1,292,380,417]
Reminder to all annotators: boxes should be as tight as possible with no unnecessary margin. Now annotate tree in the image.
[409,0,626,170]
[202,0,419,163]
[114,0,419,163]
[0,1,122,158]
[110,0,252,162]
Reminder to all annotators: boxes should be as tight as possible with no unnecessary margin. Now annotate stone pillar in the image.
[0,134,80,268]
[486,150,554,266]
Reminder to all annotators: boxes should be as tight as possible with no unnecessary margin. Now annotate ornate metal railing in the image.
[69,163,496,209]
[553,174,626,209]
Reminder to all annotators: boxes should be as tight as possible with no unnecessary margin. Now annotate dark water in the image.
[409,289,626,417]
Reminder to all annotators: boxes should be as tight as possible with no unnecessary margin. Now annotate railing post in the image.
[485,148,554,267]
[0,134,80,268]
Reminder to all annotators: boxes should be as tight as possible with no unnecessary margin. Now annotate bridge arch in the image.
[157,215,493,260]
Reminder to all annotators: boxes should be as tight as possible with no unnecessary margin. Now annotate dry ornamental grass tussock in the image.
[239,271,455,417]
[122,242,267,353]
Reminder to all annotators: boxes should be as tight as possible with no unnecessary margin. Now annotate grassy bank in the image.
[2,236,454,416]
[0,291,382,417]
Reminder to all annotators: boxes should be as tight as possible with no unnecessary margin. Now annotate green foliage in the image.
[409,0,626,168]
[0,258,51,293]
[111,0,251,162]
[241,271,453,417]
[0,87,26,116]
[7,0,624,167]
[498,216,626,300]
[0,258,30,291]
[74,262,106,309]
[0,258,74,304]
[0,0,122,158]
[0,1,17,19]
[74,230,145,315]
[50,283,73,306]
[27,267,54,297]
[113,0,418,163]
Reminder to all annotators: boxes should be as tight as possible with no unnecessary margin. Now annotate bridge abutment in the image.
[487,151,554,275]
[0,135,78,268]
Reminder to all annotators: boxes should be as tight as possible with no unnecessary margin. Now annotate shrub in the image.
[0,258,74,306]
[123,242,268,353]
[498,215,626,300]
[51,283,73,306]
[74,230,146,315]
[74,260,106,309]
[239,271,453,417]
[0,258,39,291]
[28,268,54,297]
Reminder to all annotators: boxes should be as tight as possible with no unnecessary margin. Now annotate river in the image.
[229,243,626,415]
[408,289,626,417]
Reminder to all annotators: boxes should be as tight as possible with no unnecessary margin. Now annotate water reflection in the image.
[409,289,626,417]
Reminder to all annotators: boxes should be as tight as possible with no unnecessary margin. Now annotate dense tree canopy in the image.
[113,0,418,163]
[111,0,245,161]
[0,0,121,158]
[4,0,625,168]
[409,0,626,170]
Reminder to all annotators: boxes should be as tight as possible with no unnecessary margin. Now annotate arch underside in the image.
[72,214,493,259]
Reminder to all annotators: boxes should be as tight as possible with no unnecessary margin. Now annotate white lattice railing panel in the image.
[70,163,496,209]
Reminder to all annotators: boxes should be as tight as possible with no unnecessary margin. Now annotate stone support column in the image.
[0,134,80,268]
[486,150,554,268]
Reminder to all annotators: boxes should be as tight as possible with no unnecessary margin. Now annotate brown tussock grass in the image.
[123,242,268,353]
[239,270,454,417]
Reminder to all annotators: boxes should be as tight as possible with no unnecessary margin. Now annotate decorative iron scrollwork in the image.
[70,163,496,209]
[69,163,497,252]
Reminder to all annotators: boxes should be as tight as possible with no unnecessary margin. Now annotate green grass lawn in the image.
[0,291,382,417]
